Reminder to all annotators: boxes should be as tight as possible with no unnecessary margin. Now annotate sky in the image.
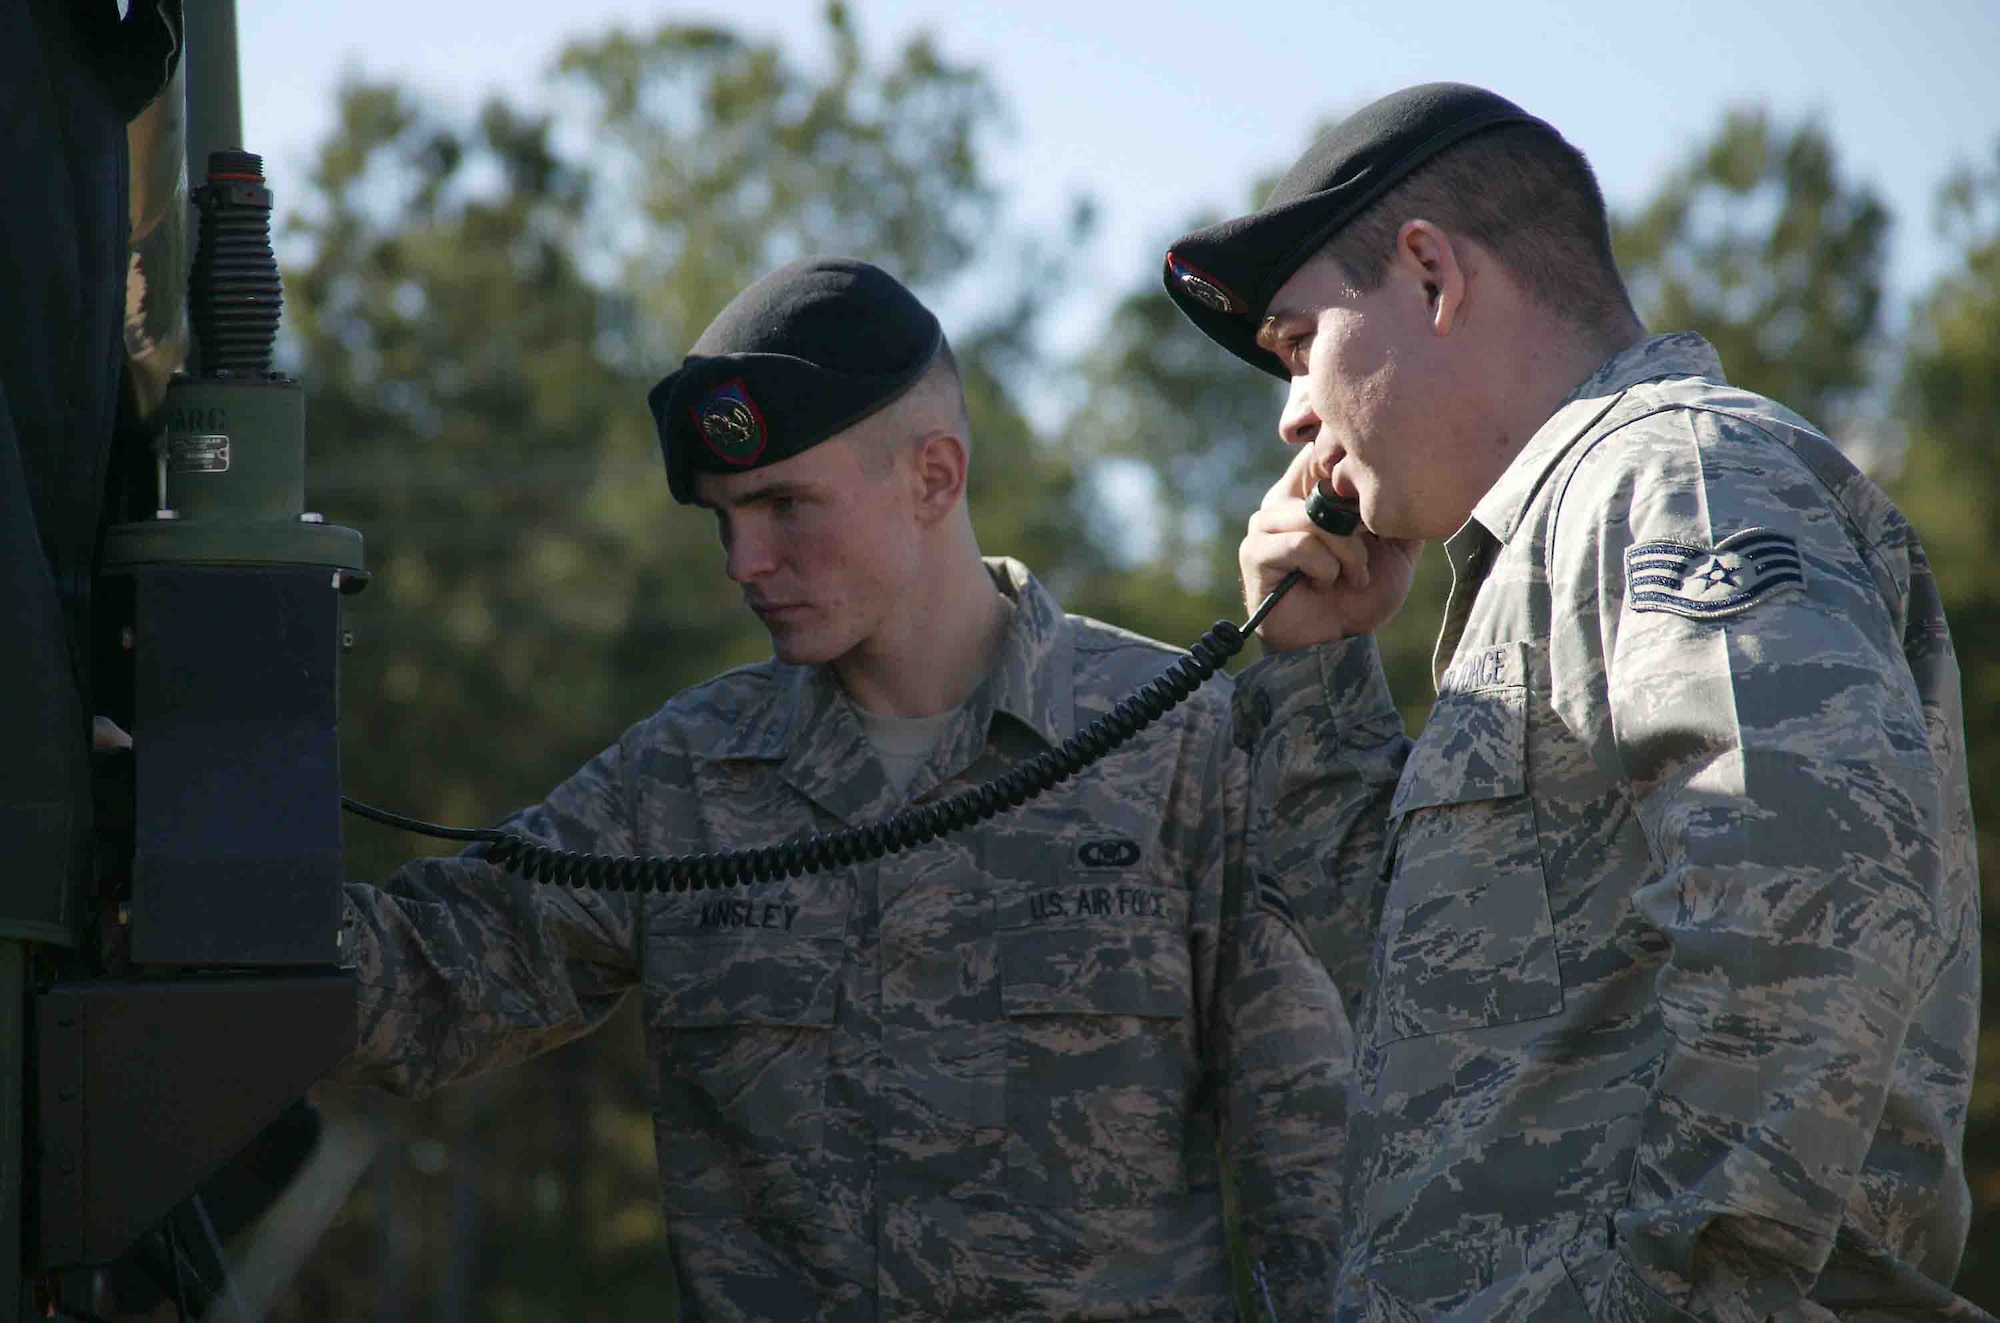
[227,0,1999,559]
[235,0,2000,354]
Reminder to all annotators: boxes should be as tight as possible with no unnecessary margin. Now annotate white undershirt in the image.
[858,706,961,795]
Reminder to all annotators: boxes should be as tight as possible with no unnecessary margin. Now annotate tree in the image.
[1613,108,1890,442]
[1887,143,2000,1312]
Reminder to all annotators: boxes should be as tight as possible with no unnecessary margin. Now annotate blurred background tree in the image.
[1612,107,1891,439]
[1887,144,2000,1308]
[238,6,1998,1312]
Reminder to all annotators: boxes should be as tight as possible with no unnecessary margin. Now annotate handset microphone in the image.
[1305,482,1361,536]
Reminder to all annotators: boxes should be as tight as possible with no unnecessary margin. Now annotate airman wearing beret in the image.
[337,259,1353,1318]
[1171,83,1985,1319]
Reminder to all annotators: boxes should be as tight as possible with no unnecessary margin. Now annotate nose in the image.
[722,517,778,585]
[1277,374,1319,450]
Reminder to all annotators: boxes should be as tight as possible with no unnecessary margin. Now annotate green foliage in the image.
[1889,142,2000,1309]
[1613,108,1890,436]
[295,83,667,853]
[553,5,998,363]
[1064,269,1286,592]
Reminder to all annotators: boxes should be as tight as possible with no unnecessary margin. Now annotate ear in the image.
[908,429,970,525]
[1394,219,1467,337]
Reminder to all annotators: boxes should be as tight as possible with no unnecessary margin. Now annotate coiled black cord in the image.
[342,571,1307,892]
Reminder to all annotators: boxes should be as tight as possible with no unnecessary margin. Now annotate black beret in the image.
[1163,82,1551,378]
[649,258,944,503]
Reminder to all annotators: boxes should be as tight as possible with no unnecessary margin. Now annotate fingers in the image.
[1260,442,1318,508]
[1243,527,1349,590]
[1239,529,1378,628]
[1247,502,1372,589]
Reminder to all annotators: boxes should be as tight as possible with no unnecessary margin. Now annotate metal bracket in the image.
[34,972,358,1269]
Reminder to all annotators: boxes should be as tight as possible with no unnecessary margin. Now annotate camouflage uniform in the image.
[339,557,1351,1321]
[1234,334,1986,1320]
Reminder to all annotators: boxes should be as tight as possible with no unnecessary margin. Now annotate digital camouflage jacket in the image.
[1236,335,1986,1321]
[340,558,1352,1321]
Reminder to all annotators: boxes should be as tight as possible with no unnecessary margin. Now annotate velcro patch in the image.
[1624,528,1804,620]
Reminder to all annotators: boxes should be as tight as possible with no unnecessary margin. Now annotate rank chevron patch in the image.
[1624,527,1805,620]
[1255,872,1300,927]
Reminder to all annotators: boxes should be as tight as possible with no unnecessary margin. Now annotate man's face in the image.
[1256,250,1488,540]
[693,432,917,666]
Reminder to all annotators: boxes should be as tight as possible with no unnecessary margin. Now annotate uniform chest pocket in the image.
[995,879,1207,1207]
[1373,664,1563,1046]
[643,885,847,1219]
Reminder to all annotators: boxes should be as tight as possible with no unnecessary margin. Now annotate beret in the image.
[1163,82,1551,378]
[650,258,944,503]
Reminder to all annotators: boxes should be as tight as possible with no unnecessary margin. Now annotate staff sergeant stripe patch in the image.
[1624,527,1805,621]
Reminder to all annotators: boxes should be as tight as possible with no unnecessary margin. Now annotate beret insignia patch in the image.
[692,378,767,466]
[1624,528,1804,620]
[1166,252,1245,315]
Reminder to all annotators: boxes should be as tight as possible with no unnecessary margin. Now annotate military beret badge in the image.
[693,379,767,467]
[1166,252,1245,315]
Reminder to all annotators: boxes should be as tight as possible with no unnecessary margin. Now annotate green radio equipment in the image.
[31,133,366,1323]
[98,147,365,966]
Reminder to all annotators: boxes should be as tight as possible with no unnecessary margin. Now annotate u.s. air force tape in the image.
[1624,527,1804,620]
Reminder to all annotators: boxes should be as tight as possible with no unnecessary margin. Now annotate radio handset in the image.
[1305,482,1361,537]
[343,485,1364,892]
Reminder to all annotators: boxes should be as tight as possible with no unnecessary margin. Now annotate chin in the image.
[1361,497,1442,542]
[768,636,834,666]
[1356,499,1406,540]
[765,624,856,668]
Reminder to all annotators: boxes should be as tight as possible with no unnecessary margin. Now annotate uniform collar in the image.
[707,557,1076,822]
[1467,332,1724,546]
[967,556,1077,752]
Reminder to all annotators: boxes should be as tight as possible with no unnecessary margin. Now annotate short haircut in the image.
[930,338,966,415]
[1321,123,1636,335]
[857,337,971,473]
